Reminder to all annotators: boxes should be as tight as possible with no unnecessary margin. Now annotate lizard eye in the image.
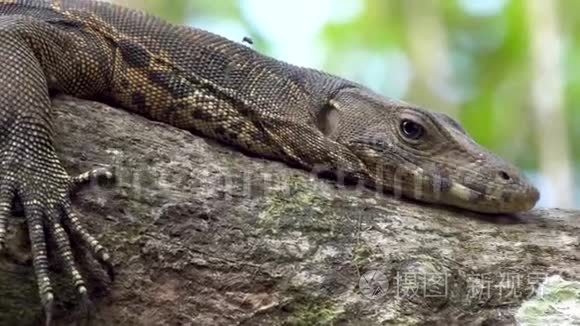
[400,119,424,140]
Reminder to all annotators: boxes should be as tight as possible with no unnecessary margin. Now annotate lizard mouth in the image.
[358,156,538,213]
[447,182,539,213]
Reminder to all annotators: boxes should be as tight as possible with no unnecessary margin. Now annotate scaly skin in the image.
[0,0,539,323]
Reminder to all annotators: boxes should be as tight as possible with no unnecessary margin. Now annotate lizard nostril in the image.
[498,171,511,181]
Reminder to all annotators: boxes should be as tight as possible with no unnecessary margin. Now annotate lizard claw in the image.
[78,290,95,326]
[43,293,54,326]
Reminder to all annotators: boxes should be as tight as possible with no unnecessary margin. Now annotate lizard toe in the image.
[43,293,54,326]
[61,202,114,281]
[70,167,117,192]
[45,207,88,295]
[0,187,14,251]
[21,201,55,325]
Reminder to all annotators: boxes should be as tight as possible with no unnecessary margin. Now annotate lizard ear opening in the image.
[316,100,340,138]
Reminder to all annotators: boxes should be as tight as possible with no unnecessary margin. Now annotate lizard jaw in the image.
[447,181,539,214]
[394,161,540,214]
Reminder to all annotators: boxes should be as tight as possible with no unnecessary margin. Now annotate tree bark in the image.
[1,96,578,325]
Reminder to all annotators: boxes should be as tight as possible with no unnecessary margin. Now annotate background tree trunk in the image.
[0,97,578,325]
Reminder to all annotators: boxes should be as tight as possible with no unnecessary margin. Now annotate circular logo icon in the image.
[359,270,388,299]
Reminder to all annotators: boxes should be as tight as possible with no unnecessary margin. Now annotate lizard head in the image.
[318,86,539,213]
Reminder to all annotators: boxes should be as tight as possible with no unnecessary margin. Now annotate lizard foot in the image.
[0,156,114,324]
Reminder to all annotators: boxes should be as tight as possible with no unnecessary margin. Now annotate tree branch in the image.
[1,96,578,325]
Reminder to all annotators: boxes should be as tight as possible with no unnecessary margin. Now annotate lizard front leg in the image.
[0,23,112,325]
[257,117,370,183]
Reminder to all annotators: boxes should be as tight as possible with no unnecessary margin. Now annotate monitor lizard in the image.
[0,0,540,323]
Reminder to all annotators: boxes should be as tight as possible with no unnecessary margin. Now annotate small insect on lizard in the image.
[0,0,539,324]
